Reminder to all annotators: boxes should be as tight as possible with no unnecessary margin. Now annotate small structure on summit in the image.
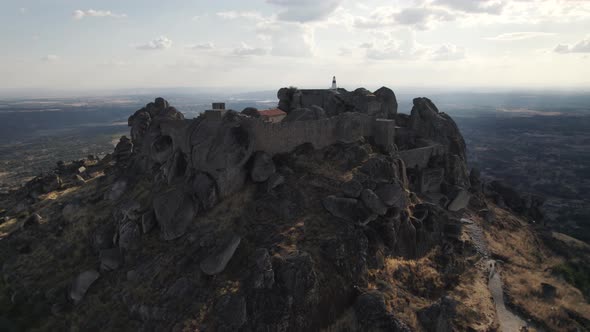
[330,76,338,90]
[205,102,227,120]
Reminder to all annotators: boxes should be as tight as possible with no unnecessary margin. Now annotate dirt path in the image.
[461,218,531,332]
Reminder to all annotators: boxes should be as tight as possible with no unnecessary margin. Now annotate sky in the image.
[1,0,590,92]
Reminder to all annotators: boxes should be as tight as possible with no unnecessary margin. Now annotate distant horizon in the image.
[2,84,590,99]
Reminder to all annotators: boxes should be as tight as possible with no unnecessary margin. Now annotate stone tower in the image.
[331,76,337,90]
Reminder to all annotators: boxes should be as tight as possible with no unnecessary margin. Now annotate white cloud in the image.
[361,31,465,62]
[41,55,59,62]
[267,0,343,22]
[192,14,208,21]
[258,22,315,57]
[187,42,215,50]
[433,0,505,15]
[338,48,352,56]
[217,11,264,20]
[554,44,570,54]
[394,7,455,30]
[431,44,466,60]
[73,9,127,20]
[353,6,454,30]
[486,31,556,41]
[554,37,590,54]
[364,33,427,60]
[233,43,267,56]
[99,60,129,67]
[136,36,173,50]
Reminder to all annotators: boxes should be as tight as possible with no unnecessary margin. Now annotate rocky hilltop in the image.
[0,87,589,331]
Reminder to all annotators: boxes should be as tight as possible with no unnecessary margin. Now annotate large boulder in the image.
[448,189,471,212]
[417,296,457,332]
[374,86,398,119]
[322,196,360,223]
[409,97,466,160]
[361,189,388,216]
[241,107,260,118]
[214,294,248,331]
[342,179,363,198]
[213,167,247,199]
[251,152,276,183]
[128,108,152,149]
[62,203,86,224]
[153,187,196,240]
[118,221,141,252]
[192,172,218,210]
[375,182,406,209]
[113,136,133,166]
[282,106,326,122]
[251,248,275,289]
[275,251,319,317]
[200,235,241,275]
[420,168,445,193]
[69,270,100,304]
[360,157,398,183]
[100,248,122,272]
[354,291,410,332]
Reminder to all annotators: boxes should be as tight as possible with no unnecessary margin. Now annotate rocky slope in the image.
[0,91,589,332]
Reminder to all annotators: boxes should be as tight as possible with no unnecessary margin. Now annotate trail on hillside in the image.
[461,218,532,332]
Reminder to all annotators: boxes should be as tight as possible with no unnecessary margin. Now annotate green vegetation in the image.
[553,261,590,301]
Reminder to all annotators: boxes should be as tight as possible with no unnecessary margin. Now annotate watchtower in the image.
[205,102,227,121]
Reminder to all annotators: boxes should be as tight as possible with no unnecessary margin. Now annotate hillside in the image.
[0,88,588,331]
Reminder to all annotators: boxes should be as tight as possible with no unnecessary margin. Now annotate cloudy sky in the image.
[1,0,589,91]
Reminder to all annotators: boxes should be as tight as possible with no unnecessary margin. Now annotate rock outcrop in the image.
[1,87,565,332]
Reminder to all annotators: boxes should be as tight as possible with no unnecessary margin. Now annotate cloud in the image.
[99,60,129,67]
[217,11,264,20]
[73,9,127,20]
[233,43,267,56]
[257,22,315,57]
[393,7,455,30]
[433,0,505,15]
[267,0,343,22]
[19,8,27,14]
[214,9,315,58]
[431,44,466,60]
[41,55,59,62]
[554,37,590,54]
[136,36,173,50]
[353,6,454,30]
[188,42,215,50]
[364,34,427,60]
[486,31,556,41]
[192,14,208,21]
[362,31,465,61]
[338,48,352,56]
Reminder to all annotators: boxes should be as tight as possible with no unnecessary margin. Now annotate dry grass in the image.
[480,203,590,331]
[366,252,442,330]
[449,264,498,331]
[0,218,20,238]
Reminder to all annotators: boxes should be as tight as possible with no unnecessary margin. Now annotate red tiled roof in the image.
[258,108,286,117]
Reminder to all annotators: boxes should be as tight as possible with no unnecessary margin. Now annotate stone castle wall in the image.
[244,113,395,155]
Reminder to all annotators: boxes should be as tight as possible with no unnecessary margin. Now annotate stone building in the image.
[257,108,287,123]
